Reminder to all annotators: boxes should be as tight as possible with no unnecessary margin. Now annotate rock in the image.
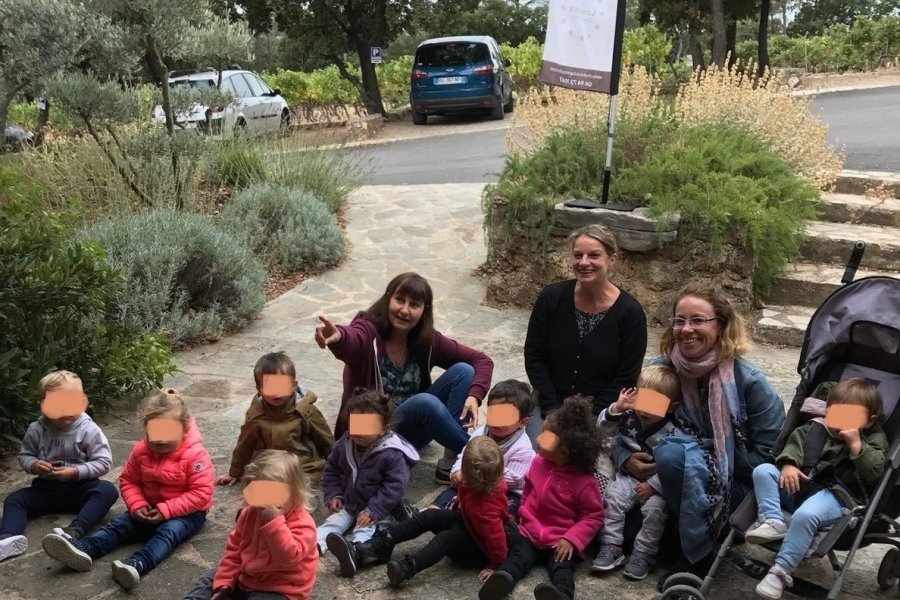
[788,75,801,89]
[553,202,680,252]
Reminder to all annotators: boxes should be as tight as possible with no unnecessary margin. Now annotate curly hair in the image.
[545,395,604,473]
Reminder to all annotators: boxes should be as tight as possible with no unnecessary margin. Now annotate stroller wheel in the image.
[659,583,706,600]
[878,547,900,590]
[662,572,705,591]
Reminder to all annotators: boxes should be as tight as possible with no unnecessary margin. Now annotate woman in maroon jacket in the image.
[315,272,494,480]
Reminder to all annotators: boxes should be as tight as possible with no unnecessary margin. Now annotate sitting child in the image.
[0,370,118,561]
[182,450,318,600]
[479,395,604,600]
[747,378,887,599]
[592,364,680,580]
[319,388,419,577]
[216,352,333,487]
[431,379,536,517]
[43,389,214,590]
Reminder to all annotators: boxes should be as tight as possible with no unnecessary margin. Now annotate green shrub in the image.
[0,166,175,443]
[220,183,345,272]
[208,138,267,190]
[82,210,266,346]
[501,37,543,89]
[622,25,673,73]
[265,147,365,214]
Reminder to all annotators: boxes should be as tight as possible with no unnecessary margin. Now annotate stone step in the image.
[768,263,900,307]
[753,304,815,347]
[800,221,900,270]
[835,170,900,198]
[817,192,900,227]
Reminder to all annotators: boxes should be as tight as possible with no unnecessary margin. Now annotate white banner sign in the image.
[540,0,620,93]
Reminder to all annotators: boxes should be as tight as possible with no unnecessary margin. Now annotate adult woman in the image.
[315,272,494,481]
[615,282,785,584]
[523,224,647,441]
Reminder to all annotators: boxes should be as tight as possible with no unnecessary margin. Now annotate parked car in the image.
[152,68,290,137]
[409,35,514,125]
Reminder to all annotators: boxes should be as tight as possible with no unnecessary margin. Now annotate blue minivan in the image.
[409,35,514,125]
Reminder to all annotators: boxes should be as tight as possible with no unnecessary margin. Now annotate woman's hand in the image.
[623,452,656,481]
[460,396,479,429]
[314,315,342,348]
[477,568,494,582]
[779,464,809,493]
[553,539,574,562]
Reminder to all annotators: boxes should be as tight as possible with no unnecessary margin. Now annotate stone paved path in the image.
[0,184,888,599]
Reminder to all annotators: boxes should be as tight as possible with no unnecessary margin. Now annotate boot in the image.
[325,533,359,577]
[386,554,417,587]
[357,525,396,564]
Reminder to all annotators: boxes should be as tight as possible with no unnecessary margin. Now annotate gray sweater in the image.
[18,413,113,480]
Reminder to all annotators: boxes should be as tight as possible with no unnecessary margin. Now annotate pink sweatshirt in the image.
[517,455,604,555]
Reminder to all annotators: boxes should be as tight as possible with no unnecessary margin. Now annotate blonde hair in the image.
[638,364,680,401]
[138,388,190,426]
[243,449,312,511]
[38,370,82,398]
[461,436,504,495]
[659,282,750,361]
[827,378,883,421]
[568,224,618,257]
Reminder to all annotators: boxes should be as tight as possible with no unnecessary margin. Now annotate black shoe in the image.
[357,526,395,564]
[391,499,419,522]
[386,554,417,587]
[326,533,358,577]
[479,569,515,600]
[435,458,453,485]
[534,581,571,600]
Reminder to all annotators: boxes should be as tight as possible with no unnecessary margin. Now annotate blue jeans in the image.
[0,478,118,536]
[315,507,376,554]
[78,511,206,574]
[394,362,473,453]
[752,463,844,572]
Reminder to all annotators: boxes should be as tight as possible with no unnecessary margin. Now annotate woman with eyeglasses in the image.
[523,224,647,443]
[615,282,784,588]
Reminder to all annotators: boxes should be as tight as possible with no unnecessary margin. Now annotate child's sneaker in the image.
[434,458,454,484]
[0,534,28,562]
[52,526,84,541]
[112,558,143,590]
[590,544,625,572]
[478,569,515,600]
[623,550,652,580]
[326,533,358,577]
[42,532,92,571]
[755,564,793,599]
[533,581,570,600]
[745,518,788,545]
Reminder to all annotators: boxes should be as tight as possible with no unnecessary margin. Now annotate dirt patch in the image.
[781,67,900,92]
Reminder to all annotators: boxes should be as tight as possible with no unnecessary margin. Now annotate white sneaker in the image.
[755,565,793,599]
[745,518,788,545]
[111,559,141,590]
[41,532,92,571]
[0,535,28,561]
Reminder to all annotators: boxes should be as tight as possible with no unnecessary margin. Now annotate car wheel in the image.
[412,111,427,125]
[503,91,515,113]
[489,102,504,121]
[279,109,290,136]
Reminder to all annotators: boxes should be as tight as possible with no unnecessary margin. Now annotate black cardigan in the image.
[524,279,647,416]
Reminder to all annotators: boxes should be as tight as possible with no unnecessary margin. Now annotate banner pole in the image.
[600,0,628,208]
[601,94,617,204]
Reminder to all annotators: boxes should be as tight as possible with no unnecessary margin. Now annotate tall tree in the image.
[710,0,728,66]
[758,0,771,73]
[790,0,900,35]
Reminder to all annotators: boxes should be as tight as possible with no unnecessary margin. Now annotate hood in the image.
[170,417,203,459]
[38,412,92,436]
[371,431,420,463]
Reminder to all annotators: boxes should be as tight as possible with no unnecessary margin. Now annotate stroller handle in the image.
[841,240,866,285]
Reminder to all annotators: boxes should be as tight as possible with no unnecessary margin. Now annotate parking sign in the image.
[370,47,382,64]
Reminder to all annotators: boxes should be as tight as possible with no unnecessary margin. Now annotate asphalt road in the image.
[354,85,900,185]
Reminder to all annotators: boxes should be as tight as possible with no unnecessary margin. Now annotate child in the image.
[592,364,680,580]
[368,436,515,586]
[42,389,214,590]
[319,388,419,576]
[216,352,334,487]
[182,450,318,600]
[431,379,536,518]
[479,395,604,600]
[747,378,887,599]
[0,370,118,561]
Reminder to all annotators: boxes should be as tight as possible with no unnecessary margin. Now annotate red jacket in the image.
[517,455,604,555]
[458,480,511,569]
[213,506,318,600]
[119,418,214,519]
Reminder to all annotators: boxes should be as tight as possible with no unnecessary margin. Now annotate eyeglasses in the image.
[670,317,718,329]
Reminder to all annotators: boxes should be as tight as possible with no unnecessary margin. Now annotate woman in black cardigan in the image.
[523,224,648,442]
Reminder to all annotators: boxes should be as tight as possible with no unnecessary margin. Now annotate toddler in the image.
[592,364,680,580]
[479,395,604,600]
[43,389,214,590]
[319,388,419,576]
[0,370,118,561]
[217,352,333,487]
[748,378,887,599]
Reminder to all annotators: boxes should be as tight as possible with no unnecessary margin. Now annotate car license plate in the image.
[434,76,466,85]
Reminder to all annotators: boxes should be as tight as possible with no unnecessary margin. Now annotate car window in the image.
[243,73,269,97]
[227,74,253,98]
[221,77,237,95]
[170,79,215,90]
[415,42,490,67]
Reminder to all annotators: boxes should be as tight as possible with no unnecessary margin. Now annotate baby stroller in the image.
[659,243,900,600]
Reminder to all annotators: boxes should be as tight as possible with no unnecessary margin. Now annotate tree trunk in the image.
[782,1,788,32]
[689,18,705,70]
[710,0,728,67]
[758,0,772,74]
[638,1,652,26]
[144,35,183,209]
[355,45,386,116]
[82,115,153,207]
[726,19,737,66]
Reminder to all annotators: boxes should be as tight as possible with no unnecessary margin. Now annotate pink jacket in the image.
[214,506,318,600]
[119,418,214,519]
[517,455,604,555]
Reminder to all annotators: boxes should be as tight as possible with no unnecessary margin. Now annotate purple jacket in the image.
[329,316,494,438]
[322,431,419,520]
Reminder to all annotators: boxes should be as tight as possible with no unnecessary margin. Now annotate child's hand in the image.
[314,315,342,348]
[614,388,637,414]
[779,464,809,493]
[131,506,152,522]
[48,466,79,481]
[327,498,343,513]
[450,471,463,488]
[838,428,863,456]
[634,481,654,502]
[144,508,164,524]
[31,460,54,475]
[215,475,239,486]
[552,539,574,562]
[477,568,494,582]
[210,586,233,600]
[356,509,374,529]
[257,505,282,523]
